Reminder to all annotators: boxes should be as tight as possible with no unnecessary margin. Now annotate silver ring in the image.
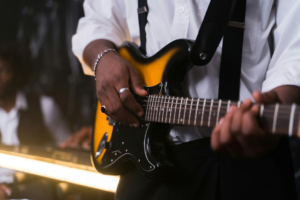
[119,87,129,95]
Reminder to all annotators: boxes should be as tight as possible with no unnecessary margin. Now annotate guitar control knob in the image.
[95,133,112,158]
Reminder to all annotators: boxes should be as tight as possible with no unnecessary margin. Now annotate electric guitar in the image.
[91,39,300,179]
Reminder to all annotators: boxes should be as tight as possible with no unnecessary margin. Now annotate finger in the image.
[81,127,92,150]
[69,129,89,148]
[127,65,148,96]
[106,86,140,126]
[97,88,137,125]
[211,120,222,151]
[252,90,280,104]
[231,107,243,136]
[240,98,252,111]
[219,112,235,150]
[60,135,74,148]
[250,105,260,115]
[82,139,91,150]
[241,110,265,138]
[116,83,145,117]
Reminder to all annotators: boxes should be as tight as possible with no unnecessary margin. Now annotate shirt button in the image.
[179,7,185,13]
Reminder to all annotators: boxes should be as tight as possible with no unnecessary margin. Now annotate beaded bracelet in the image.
[93,48,117,80]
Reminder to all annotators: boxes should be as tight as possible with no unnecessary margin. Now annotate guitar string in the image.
[136,101,295,115]
[140,95,295,107]
[139,105,295,118]
[136,98,294,109]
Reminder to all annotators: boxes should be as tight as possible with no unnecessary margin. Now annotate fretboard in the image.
[143,95,300,137]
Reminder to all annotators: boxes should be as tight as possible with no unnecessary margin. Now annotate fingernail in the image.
[138,111,144,117]
[219,118,224,125]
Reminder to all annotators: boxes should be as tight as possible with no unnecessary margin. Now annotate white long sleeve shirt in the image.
[0,91,71,183]
[72,0,300,142]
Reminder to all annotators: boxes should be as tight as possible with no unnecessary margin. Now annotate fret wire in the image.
[142,102,292,116]
[201,99,206,126]
[158,96,165,122]
[149,95,154,121]
[150,95,154,122]
[140,99,294,113]
[164,96,169,123]
[187,98,192,125]
[272,103,279,134]
[149,95,153,121]
[169,97,175,123]
[173,97,179,124]
[183,97,189,125]
[194,98,200,126]
[149,95,155,121]
[178,97,184,124]
[289,104,296,136]
[158,96,163,122]
[142,106,293,118]
[216,100,222,126]
[145,96,148,121]
[161,96,167,122]
[141,97,294,108]
[151,95,156,122]
[144,107,295,123]
[154,95,159,122]
[260,105,264,118]
[208,100,214,127]
[159,96,163,122]
[145,95,151,121]
[227,100,231,112]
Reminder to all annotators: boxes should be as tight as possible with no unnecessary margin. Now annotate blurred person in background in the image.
[0,42,74,199]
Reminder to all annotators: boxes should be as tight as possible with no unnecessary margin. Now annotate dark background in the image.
[0,0,96,132]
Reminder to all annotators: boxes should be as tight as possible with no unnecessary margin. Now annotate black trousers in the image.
[116,137,296,200]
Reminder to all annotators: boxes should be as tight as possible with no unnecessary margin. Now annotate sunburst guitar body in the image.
[91,39,300,179]
[91,39,194,178]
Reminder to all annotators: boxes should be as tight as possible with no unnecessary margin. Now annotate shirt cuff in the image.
[262,65,300,92]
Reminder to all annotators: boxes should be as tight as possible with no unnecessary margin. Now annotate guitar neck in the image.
[144,95,300,137]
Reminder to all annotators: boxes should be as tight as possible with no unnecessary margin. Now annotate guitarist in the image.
[73,1,300,200]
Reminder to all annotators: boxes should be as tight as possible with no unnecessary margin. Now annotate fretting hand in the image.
[211,91,281,158]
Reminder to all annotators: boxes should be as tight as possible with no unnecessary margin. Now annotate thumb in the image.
[128,66,148,96]
[252,90,280,104]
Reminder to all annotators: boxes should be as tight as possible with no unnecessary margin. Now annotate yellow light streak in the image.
[0,153,119,193]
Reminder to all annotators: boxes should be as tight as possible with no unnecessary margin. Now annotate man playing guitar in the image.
[73,1,300,199]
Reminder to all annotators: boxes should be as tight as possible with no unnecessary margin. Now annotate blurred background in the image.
[0,0,95,130]
[0,0,116,199]
[0,0,300,200]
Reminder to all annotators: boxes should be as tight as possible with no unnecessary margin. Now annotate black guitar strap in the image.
[137,0,246,101]
[137,0,148,55]
[218,0,247,101]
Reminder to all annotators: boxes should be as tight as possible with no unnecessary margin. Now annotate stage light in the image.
[0,153,119,193]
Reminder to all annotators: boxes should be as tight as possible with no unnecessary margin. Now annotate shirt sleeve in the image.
[262,0,300,92]
[72,0,131,76]
[40,96,71,145]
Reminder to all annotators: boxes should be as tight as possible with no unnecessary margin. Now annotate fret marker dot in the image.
[180,119,183,122]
